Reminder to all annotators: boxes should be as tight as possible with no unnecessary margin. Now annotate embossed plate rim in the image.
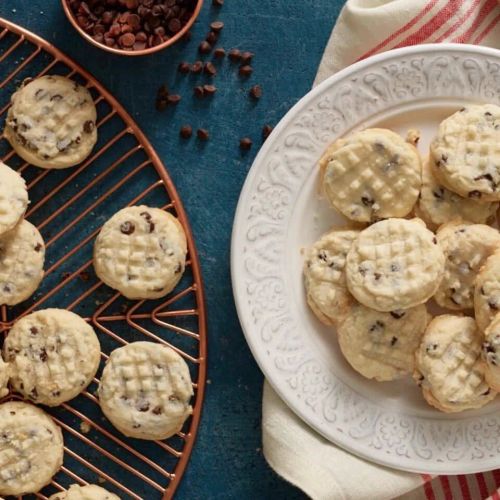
[231,43,500,474]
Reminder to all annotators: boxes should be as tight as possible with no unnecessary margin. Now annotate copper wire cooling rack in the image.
[0,18,207,500]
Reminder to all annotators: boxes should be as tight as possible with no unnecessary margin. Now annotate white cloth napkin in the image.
[262,1,500,499]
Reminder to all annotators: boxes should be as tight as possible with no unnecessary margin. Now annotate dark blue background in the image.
[0,1,344,498]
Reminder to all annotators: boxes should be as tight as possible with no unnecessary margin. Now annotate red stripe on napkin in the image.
[476,472,490,499]
[435,0,483,42]
[356,0,439,61]
[452,0,497,42]
[440,475,453,500]
[422,474,436,500]
[393,0,465,48]
[458,475,472,500]
[472,12,500,43]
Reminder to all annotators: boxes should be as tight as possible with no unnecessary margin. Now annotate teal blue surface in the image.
[0,1,344,498]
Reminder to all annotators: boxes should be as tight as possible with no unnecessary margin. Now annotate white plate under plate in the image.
[231,44,500,475]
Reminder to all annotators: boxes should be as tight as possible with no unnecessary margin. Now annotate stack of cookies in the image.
[305,104,500,413]
[0,75,194,497]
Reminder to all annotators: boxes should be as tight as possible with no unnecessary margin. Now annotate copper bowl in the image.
[61,0,203,56]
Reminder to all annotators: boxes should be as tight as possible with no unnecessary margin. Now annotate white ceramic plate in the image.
[231,44,500,474]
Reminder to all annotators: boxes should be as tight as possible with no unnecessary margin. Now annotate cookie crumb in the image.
[80,421,91,434]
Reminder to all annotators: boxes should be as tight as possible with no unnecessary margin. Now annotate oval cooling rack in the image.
[0,18,207,499]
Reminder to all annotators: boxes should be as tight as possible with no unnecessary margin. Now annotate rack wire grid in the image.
[0,17,207,500]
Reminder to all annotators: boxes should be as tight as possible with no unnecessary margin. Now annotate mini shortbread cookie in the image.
[414,315,496,412]
[337,303,427,381]
[0,219,45,305]
[94,206,187,300]
[49,484,120,500]
[303,228,359,325]
[4,75,97,169]
[434,221,500,310]
[0,162,28,235]
[483,313,500,392]
[99,341,193,440]
[0,357,9,399]
[4,309,101,406]
[0,402,64,496]
[321,128,421,222]
[345,218,445,311]
[417,157,497,229]
[430,104,500,201]
[474,252,500,331]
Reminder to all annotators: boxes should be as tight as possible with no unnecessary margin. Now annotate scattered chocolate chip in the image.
[358,266,367,277]
[197,128,209,140]
[374,272,382,281]
[34,243,42,252]
[178,62,190,74]
[204,62,217,76]
[30,387,38,400]
[191,60,203,73]
[203,84,217,95]
[167,94,181,105]
[137,401,150,412]
[39,348,48,362]
[214,47,226,59]
[199,40,212,54]
[206,31,218,45]
[194,86,205,98]
[433,237,437,244]
[228,48,241,62]
[249,84,262,99]
[30,327,38,335]
[485,111,493,117]
[152,406,163,415]
[390,336,398,346]
[240,51,254,64]
[432,187,444,200]
[148,222,155,233]
[140,211,152,220]
[488,299,498,310]
[483,388,491,396]
[369,320,384,332]
[240,137,252,150]
[174,263,182,273]
[210,21,224,32]
[120,221,135,235]
[262,124,273,141]
[239,65,253,77]
[180,125,193,138]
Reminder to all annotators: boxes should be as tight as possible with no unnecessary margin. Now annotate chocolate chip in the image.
[468,190,482,198]
[390,310,405,319]
[30,327,38,335]
[148,222,155,233]
[262,124,273,141]
[137,401,150,412]
[228,48,241,62]
[152,406,163,415]
[369,320,384,332]
[485,111,493,117]
[140,211,152,220]
[204,62,217,76]
[120,221,135,235]
[483,388,491,396]
[432,187,445,199]
[197,128,209,140]
[178,62,190,74]
[390,336,398,346]
[249,84,262,99]
[239,65,253,77]
[50,94,63,102]
[39,348,48,362]
[30,387,38,400]
[488,299,498,310]
[199,41,212,54]
[374,272,382,281]
[361,196,374,207]
[433,237,437,244]
[83,120,94,134]
[210,21,224,32]
[240,137,252,150]
[191,60,203,73]
[390,263,400,272]
[358,266,367,277]
[214,47,226,59]
[34,243,42,252]
[180,125,193,138]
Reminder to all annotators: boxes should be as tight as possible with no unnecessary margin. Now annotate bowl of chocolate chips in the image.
[63,0,203,56]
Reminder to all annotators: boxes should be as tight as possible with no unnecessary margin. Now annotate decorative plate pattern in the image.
[231,44,500,474]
